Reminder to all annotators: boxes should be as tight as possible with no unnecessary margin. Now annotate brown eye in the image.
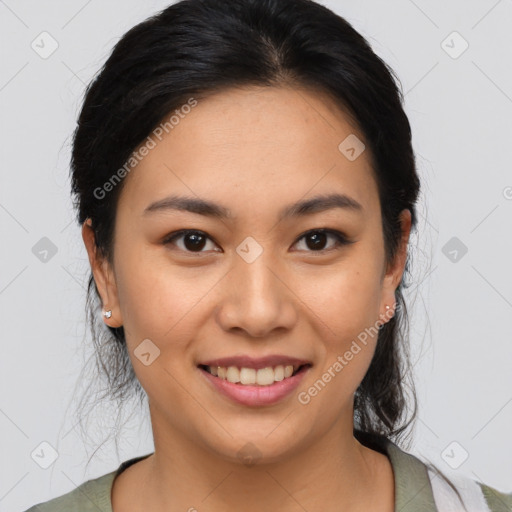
[163,230,219,253]
[162,228,353,255]
[293,229,352,252]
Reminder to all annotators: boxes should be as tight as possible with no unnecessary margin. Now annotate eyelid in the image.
[291,228,355,254]
[162,228,354,254]
[162,229,222,253]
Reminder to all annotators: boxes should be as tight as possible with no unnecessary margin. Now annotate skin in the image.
[82,84,411,512]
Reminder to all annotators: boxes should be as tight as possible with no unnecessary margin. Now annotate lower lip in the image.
[198,366,310,407]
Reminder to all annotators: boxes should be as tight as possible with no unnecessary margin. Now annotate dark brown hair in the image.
[69,0,422,462]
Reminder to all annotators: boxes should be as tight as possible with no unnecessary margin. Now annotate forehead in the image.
[118,85,379,220]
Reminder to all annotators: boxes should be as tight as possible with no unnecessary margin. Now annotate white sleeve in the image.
[427,467,492,512]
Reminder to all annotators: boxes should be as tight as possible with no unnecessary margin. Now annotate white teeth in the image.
[240,367,256,385]
[256,367,274,386]
[206,364,302,386]
[284,365,293,378]
[226,366,240,383]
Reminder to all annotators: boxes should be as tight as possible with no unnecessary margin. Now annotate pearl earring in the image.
[103,309,112,319]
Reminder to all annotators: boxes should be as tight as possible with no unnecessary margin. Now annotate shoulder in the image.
[22,471,117,512]
[426,464,512,512]
[355,430,511,512]
[22,453,153,512]
[476,481,512,512]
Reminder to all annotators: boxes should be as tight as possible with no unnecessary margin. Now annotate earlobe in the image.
[81,218,123,328]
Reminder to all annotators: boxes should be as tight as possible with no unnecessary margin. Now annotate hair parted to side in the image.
[68,0,423,462]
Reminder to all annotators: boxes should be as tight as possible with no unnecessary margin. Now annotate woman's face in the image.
[85,85,410,463]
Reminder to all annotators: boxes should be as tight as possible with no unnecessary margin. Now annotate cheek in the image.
[292,248,384,396]
[294,265,383,413]
[114,247,222,351]
[112,254,205,408]
[299,253,383,337]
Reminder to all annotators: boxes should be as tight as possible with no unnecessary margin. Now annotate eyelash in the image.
[162,228,353,255]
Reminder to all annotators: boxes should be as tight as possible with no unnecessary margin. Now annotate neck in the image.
[119,410,393,512]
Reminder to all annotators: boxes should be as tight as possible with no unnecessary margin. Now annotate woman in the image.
[25,0,511,510]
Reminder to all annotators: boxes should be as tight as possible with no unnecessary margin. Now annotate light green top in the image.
[24,432,512,512]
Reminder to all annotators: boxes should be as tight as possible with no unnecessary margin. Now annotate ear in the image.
[81,218,123,328]
[379,209,412,322]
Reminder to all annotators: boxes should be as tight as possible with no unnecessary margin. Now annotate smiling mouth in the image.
[198,363,312,386]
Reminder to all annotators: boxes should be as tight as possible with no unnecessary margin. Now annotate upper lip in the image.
[199,355,312,370]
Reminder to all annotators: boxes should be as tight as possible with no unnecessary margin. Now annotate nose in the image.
[215,253,298,338]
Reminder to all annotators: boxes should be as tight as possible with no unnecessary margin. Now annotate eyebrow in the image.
[143,192,363,221]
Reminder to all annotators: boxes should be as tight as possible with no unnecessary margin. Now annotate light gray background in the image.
[1,0,511,510]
